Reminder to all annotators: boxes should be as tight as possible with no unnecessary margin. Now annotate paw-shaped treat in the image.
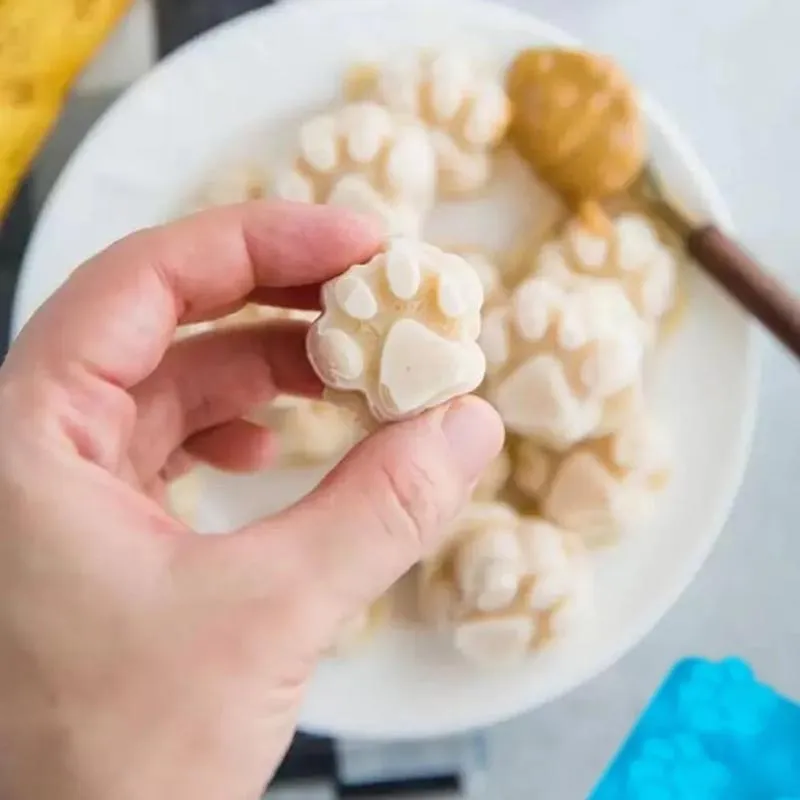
[272,102,436,236]
[530,212,680,336]
[506,48,643,206]
[418,503,592,666]
[184,161,268,213]
[626,735,731,800]
[479,275,647,449]
[347,51,511,197]
[307,238,486,426]
[514,407,671,544]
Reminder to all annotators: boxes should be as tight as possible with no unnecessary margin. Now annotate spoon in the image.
[506,47,800,358]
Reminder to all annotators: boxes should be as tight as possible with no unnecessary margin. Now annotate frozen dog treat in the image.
[480,275,647,449]
[307,238,486,426]
[347,50,511,197]
[272,102,436,236]
[529,212,680,337]
[418,503,592,666]
[515,408,672,545]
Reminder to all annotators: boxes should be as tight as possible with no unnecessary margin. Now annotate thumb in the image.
[236,396,503,633]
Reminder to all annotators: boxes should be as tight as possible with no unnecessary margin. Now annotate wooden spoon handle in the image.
[688,225,800,358]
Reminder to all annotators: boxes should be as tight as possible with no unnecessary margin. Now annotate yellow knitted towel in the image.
[0,0,132,218]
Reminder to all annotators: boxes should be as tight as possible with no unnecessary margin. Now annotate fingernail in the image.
[440,396,505,483]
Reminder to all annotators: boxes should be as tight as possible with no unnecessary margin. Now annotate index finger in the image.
[9,201,380,389]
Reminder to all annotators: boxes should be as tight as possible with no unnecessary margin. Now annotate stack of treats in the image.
[175,47,688,665]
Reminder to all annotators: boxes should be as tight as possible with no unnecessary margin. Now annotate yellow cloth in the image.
[0,0,132,218]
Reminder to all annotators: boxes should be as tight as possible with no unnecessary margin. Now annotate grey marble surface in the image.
[487,0,800,797]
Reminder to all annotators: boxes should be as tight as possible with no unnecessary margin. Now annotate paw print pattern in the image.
[348,51,511,197]
[677,658,777,736]
[479,276,647,449]
[272,102,436,236]
[307,238,486,427]
[626,735,731,800]
[530,212,681,337]
[514,402,672,545]
[417,502,592,666]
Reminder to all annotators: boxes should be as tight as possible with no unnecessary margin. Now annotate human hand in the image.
[0,202,503,800]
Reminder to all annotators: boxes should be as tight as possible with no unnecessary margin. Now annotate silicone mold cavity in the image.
[591,658,800,799]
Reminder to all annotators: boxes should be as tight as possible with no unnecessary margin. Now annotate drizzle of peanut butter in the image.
[506,48,645,213]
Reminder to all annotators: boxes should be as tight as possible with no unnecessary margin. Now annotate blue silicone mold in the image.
[590,658,800,799]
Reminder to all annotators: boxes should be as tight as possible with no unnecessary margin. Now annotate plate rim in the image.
[12,0,761,739]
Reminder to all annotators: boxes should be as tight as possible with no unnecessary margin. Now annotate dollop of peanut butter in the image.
[506,48,644,208]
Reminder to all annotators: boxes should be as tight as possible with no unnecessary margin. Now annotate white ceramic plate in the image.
[13,0,758,740]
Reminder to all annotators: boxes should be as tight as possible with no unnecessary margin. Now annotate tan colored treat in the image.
[347,51,511,197]
[479,275,647,449]
[473,448,512,501]
[418,502,592,667]
[515,408,672,545]
[506,48,644,207]
[272,102,436,236]
[307,237,486,426]
[184,161,268,213]
[526,211,680,338]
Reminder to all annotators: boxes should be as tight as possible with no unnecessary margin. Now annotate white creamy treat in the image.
[479,274,647,449]
[347,50,511,197]
[272,102,436,236]
[529,212,680,337]
[515,407,673,545]
[418,502,593,667]
[307,237,486,426]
